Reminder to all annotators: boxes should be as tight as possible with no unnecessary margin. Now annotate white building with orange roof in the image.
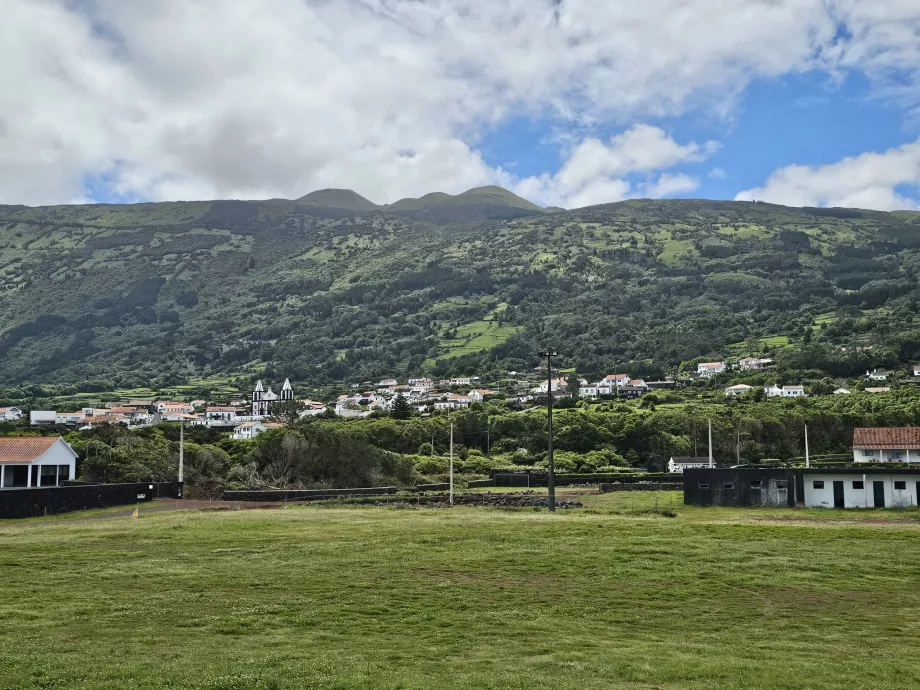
[0,436,77,488]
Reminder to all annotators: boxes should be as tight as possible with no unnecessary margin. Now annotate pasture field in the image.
[2,492,920,689]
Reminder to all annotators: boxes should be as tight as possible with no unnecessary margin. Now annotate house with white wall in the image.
[866,369,890,381]
[697,362,726,377]
[853,427,920,464]
[0,407,23,421]
[668,456,711,473]
[0,436,78,489]
[231,421,283,440]
[739,357,773,371]
[764,385,806,398]
[725,384,753,397]
[803,469,920,508]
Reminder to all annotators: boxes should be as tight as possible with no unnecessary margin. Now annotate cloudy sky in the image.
[3,1,920,210]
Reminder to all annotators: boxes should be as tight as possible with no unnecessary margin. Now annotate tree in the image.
[566,374,581,401]
[390,393,412,420]
[269,400,307,428]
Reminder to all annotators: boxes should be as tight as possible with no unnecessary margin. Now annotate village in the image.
[2,356,918,444]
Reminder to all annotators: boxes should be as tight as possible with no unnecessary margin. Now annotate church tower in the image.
[252,380,265,417]
[281,378,294,402]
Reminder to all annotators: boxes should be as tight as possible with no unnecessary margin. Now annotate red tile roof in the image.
[853,427,920,449]
[0,437,61,463]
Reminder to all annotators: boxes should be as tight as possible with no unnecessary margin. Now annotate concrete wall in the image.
[803,472,920,508]
[0,482,182,519]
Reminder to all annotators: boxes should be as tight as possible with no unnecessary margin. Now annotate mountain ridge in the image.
[2,197,920,389]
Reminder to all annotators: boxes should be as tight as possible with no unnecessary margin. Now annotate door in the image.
[873,481,885,508]
[833,481,845,508]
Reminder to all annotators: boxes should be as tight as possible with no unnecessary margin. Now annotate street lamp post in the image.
[538,350,559,512]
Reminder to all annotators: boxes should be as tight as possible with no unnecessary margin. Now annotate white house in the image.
[724,384,753,397]
[449,377,472,387]
[536,378,568,393]
[0,436,78,489]
[697,362,726,377]
[298,400,328,417]
[852,427,920,464]
[434,393,472,411]
[866,369,890,381]
[467,389,496,403]
[599,374,630,388]
[764,385,806,398]
[29,411,58,426]
[231,421,283,440]
[913,365,920,377]
[803,470,920,508]
[739,357,773,371]
[408,377,433,388]
[668,456,711,473]
[205,406,245,427]
[0,407,23,421]
[378,379,399,387]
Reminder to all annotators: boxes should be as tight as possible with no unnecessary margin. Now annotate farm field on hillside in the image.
[2,494,920,689]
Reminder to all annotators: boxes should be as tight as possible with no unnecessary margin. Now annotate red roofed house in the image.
[0,436,78,489]
[853,427,920,463]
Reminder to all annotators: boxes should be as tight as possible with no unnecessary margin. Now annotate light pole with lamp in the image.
[538,350,559,512]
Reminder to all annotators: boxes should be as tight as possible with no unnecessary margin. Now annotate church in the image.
[251,379,294,417]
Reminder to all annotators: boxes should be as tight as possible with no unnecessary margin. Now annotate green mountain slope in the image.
[296,188,380,210]
[2,193,920,389]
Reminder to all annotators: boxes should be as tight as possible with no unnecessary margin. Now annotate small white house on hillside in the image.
[668,456,711,473]
[866,369,890,381]
[0,436,78,489]
[725,384,753,397]
[0,407,23,421]
[231,421,283,440]
[697,362,725,377]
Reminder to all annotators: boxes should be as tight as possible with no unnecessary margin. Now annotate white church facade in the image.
[251,379,294,417]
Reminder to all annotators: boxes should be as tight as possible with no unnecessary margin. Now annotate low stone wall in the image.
[599,482,682,493]
[0,482,182,519]
[221,487,397,502]
[338,492,582,509]
[413,483,450,492]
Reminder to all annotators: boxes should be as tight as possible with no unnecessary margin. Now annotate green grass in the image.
[2,493,920,689]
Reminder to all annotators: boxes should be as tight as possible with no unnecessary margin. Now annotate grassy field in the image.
[2,492,920,689]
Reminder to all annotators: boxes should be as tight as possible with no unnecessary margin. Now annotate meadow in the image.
[1,492,919,689]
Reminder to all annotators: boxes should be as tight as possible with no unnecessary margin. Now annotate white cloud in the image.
[512,125,714,207]
[0,1,918,206]
[708,167,727,180]
[0,0,836,206]
[735,138,920,210]
[644,173,702,199]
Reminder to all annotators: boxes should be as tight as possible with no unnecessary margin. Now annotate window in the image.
[813,480,825,489]
[776,480,788,489]
[895,481,906,490]
[853,480,864,489]
[723,482,735,490]
[58,465,70,482]
[698,482,709,489]
[39,465,57,487]
[750,480,762,488]
[862,449,877,457]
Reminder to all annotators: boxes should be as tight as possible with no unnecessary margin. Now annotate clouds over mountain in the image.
[2,1,920,208]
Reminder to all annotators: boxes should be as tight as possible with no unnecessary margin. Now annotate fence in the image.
[0,482,183,519]
[221,487,398,502]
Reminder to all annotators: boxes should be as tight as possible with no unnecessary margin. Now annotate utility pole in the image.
[449,419,454,506]
[178,419,185,484]
[708,419,714,468]
[805,424,810,469]
[486,418,490,458]
[538,350,559,512]
[736,423,741,465]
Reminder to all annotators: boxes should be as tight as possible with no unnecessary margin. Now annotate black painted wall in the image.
[683,468,804,507]
[0,482,183,519]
